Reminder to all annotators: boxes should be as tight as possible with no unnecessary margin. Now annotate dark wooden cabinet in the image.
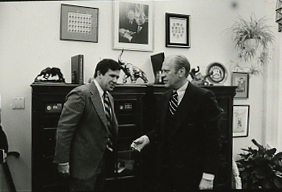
[31,83,235,191]
[31,83,77,192]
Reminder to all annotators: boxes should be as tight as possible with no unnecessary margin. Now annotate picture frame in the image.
[231,72,249,98]
[113,1,154,52]
[60,4,99,43]
[166,13,190,48]
[233,105,250,138]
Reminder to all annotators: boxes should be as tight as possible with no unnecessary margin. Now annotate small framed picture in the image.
[166,13,190,48]
[113,1,154,52]
[60,4,99,43]
[231,72,249,98]
[233,105,250,138]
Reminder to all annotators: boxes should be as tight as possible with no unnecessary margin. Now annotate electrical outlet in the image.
[12,97,25,109]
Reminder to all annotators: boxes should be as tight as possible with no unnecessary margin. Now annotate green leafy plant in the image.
[237,139,282,189]
[229,14,274,62]
[228,14,275,76]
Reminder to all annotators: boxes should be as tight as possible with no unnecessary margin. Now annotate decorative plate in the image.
[206,62,228,84]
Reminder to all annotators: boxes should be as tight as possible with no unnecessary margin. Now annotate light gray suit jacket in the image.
[54,82,118,179]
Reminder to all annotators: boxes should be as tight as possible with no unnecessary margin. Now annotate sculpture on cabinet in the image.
[189,66,210,86]
[34,67,65,83]
[118,49,148,83]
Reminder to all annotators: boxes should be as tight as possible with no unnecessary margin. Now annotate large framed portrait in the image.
[113,1,154,52]
[166,13,190,48]
[231,72,249,98]
[60,4,99,43]
[233,105,250,138]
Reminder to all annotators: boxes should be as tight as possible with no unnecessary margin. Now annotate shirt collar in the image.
[94,79,105,99]
[175,81,189,104]
[176,80,189,95]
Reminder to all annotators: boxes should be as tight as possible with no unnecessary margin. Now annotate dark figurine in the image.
[118,49,148,83]
[189,66,210,86]
[34,67,65,82]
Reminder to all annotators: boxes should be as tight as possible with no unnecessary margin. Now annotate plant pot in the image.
[244,38,259,51]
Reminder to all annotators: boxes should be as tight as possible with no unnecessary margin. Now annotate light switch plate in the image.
[13,97,25,109]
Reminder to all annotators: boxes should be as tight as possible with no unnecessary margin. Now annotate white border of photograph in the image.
[233,105,250,138]
[113,1,154,52]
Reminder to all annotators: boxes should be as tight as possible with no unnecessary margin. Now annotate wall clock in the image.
[206,62,227,84]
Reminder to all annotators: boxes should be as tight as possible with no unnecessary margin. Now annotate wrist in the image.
[202,172,215,181]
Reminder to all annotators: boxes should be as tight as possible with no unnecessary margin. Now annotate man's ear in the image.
[178,67,185,78]
[96,71,102,78]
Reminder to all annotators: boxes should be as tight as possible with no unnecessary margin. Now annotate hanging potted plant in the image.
[228,14,274,75]
[229,14,274,62]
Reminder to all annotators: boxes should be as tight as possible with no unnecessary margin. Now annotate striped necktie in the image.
[169,91,178,115]
[103,92,115,152]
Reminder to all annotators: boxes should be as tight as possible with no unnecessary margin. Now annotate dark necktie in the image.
[103,92,115,152]
[169,91,178,115]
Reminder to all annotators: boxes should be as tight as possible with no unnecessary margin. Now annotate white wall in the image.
[0,0,278,191]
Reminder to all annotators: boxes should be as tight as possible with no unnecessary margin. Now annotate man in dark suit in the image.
[54,59,121,191]
[119,9,138,43]
[122,11,148,44]
[131,55,222,191]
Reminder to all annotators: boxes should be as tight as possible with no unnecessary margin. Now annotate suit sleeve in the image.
[54,89,85,164]
[200,90,222,175]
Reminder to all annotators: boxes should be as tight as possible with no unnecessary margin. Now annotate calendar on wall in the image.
[60,4,99,43]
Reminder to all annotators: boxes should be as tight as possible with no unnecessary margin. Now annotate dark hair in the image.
[94,59,121,78]
[173,55,191,77]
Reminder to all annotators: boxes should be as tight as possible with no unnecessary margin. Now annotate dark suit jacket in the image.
[131,23,148,44]
[147,82,222,183]
[54,82,118,180]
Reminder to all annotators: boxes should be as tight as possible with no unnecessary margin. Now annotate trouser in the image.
[70,149,115,192]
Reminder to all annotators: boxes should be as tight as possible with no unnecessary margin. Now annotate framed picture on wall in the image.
[60,4,99,43]
[113,1,154,52]
[166,13,190,48]
[231,72,249,98]
[233,105,250,138]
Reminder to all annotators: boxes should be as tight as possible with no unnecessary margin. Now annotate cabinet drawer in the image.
[117,114,136,125]
[114,100,136,115]
[42,128,57,158]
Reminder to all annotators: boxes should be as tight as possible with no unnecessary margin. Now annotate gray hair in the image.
[172,55,191,77]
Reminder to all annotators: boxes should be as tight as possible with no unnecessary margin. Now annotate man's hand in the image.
[58,162,70,177]
[199,178,213,190]
[130,135,150,152]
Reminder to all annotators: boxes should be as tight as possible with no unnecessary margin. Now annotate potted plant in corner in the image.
[236,139,282,189]
[228,14,275,75]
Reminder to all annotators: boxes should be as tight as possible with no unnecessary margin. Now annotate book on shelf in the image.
[71,54,84,84]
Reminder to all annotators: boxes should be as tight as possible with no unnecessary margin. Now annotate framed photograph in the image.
[231,72,249,98]
[166,13,190,48]
[113,1,154,52]
[233,105,250,138]
[60,4,99,43]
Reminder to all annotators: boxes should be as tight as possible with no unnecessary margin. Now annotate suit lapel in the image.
[172,83,197,132]
[160,90,173,129]
[108,93,118,135]
[89,82,108,129]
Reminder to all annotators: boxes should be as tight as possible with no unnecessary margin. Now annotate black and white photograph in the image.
[113,1,153,51]
[1,0,282,191]
[233,105,250,138]
[232,72,249,98]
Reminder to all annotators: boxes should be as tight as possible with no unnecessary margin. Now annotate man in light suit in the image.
[131,55,222,191]
[54,59,121,191]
